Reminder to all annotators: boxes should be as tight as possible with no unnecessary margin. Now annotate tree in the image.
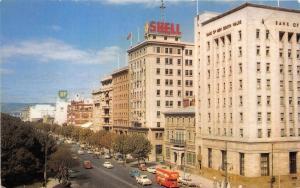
[113,134,131,163]
[129,134,152,164]
[48,144,79,185]
[1,113,56,187]
[100,132,117,154]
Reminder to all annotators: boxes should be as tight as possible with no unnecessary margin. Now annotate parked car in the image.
[68,169,80,178]
[117,158,124,163]
[129,169,140,178]
[146,166,156,174]
[139,163,147,171]
[178,176,197,187]
[137,175,152,186]
[83,160,92,169]
[78,150,84,155]
[104,154,112,159]
[103,161,114,169]
[87,150,93,154]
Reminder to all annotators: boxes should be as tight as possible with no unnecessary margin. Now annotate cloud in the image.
[0,39,121,64]
[49,25,62,32]
[0,68,14,75]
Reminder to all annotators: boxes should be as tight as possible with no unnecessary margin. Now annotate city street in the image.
[69,145,162,188]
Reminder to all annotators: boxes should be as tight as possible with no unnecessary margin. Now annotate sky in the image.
[1,0,299,103]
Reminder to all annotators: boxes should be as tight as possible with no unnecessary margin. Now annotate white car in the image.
[103,161,114,169]
[146,167,156,174]
[137,175,152,186]
[87,150,93,154]
[78,150,84,155]
[104,154,112,159]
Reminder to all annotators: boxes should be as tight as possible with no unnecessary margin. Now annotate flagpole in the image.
[196,0,199,15]
[137,27,140,43]
[130,32,133,47]
[277,0,280,7]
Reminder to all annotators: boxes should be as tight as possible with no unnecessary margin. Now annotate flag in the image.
[127,32,132,40]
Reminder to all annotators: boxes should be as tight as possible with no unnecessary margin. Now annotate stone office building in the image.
[195,3,300,179]
[128,21,195,161]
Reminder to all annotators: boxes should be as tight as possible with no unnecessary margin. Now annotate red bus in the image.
[156,167,179,188]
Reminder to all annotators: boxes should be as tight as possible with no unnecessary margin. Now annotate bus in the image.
[156,167,179,188]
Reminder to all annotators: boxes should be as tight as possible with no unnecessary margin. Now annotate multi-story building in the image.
[195,3,300,179]
[92,88,102,128]
[128,21,195,161]
[164,107,196,169]
[54,90,69,125]
[67,99,93,126]
[26,104,55,122]
[112,66,130,134]
[100,76,113,131]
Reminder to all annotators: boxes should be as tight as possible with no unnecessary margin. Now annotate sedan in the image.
[137,175,152,186]
[103,161,114,169]
[77,150,84,155]
[146,166,156,174]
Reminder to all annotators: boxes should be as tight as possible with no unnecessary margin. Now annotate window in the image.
[257,112,262,122]
[156,47,160,53]
[267,129,271,137]
[207,42,210,50]
[280,96,284,106]
[239,63,243,73]
[257,62,261,72]
[208,148,212,168]
[267,96,271,106]
[256,29,260,39]
[288,65,292,74]
[280,113,285,122]
[156,100,160,107]
[279,48,283,57]
[281,128,286,137]
[238,30,242,40]
[239,96,243,106]
[261,153,270,176]
[157,122,161,127]
[280,80,284,90]
[240,129,243,137]
[156,79,160,85]
[266,46,270,56]
[177,59,181,65]
[221,150,227,171]
[266,30,270,40]
[257,46,260,55]
[266,79,271,90]
[157,111,160,117]
[165,48,168,53]
[288,49,292,58]
[240,153,245,176]
[290,152,297,174]
[177,80,181,86]
[297,50,300,59]
[289,81,293,91]
[266,63,270,73]
[240,112,243,122]
[239,80,243,89]
[177,49,181,54]
[156,90,160,96]
[156,58,160,64]
[280,64,284,74]
[267,112,271,122]
[289,113,293,122]
[289,97,293,106]
[238,46,242,57]
[257,96,261,105]
[156,68,160,75]
[177,101,181,107]
[177,69,181,76]
[258,129,262,138]
[164,36,167,40]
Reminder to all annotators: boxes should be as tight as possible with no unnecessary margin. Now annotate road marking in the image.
[90,165,138,188]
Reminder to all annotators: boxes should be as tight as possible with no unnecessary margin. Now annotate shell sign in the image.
[145,21,181,36]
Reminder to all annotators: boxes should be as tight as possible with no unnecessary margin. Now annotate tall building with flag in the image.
[127,20,195,161]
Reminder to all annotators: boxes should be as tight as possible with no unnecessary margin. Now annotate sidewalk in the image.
[178,170,216,188]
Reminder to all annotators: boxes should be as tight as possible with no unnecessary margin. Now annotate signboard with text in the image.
[145,21,181,36]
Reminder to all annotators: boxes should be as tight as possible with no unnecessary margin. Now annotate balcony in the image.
[170,139,186,146]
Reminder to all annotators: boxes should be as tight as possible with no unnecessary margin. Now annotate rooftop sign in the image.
[145,21,181,36]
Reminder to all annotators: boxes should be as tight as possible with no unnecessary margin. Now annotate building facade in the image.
[128,21,195,161]
[99,76,113,131]
[112,66,130,134]
[92,88,102,128]
[67,100,93,126]
[54,90,69,125]
[164,108,196,169]
[27,104,55,122]
[195,3,300,178]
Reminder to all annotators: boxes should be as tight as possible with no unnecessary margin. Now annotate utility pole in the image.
[44,133,48,188]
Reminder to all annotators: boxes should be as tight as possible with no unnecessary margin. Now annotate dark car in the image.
[129,169,140,178]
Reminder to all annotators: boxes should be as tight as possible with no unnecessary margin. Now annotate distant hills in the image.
[1,103,55,116]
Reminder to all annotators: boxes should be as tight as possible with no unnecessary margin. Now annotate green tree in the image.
[1,113,56,187]
[129,134,152,164]
[113,134,131,163]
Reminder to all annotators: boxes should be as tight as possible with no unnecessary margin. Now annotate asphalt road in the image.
[69,145,163,188]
